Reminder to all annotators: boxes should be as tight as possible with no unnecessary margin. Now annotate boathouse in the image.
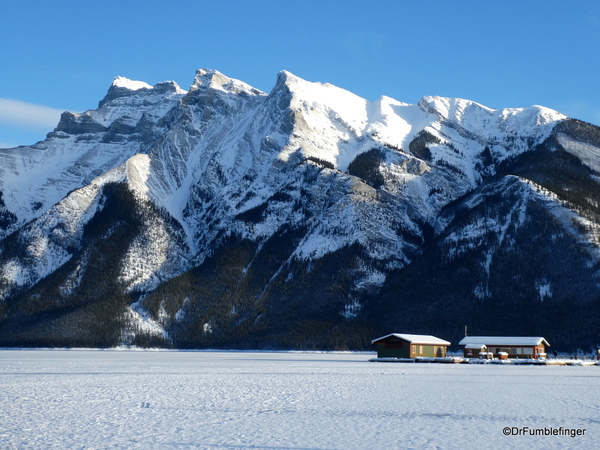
[372,333,451,359]
[459,336,550,359]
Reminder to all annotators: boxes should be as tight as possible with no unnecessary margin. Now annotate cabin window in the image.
[385,342,403,349]
[523,348,533,355]
[513,348,522,355]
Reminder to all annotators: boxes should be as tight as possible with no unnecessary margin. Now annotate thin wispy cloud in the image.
[0,98,65,132]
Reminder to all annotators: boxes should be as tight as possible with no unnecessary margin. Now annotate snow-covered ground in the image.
[0,350,598,450]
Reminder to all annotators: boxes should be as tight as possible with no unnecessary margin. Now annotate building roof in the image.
[464,343,487,350]
[458,336,550,347]
[371,333,451,346]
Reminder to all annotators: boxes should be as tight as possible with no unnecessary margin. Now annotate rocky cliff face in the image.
[0,69,598,351]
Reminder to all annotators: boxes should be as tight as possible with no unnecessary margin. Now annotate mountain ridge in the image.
[0,69,598,351]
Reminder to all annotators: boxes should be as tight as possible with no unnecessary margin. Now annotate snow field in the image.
[0,350,598,450]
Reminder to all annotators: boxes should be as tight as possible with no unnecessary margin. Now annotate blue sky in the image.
[1,1,599,148]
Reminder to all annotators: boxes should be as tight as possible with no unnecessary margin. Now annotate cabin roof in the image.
[371,333,451,346]
[464,343,487,349]
[458,336,550,347]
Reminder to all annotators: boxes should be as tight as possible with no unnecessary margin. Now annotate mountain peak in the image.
[190,68,265,97]
[98,77,185,108]
[275,70,300,86]
[112,76,153,91]
[99,76,153,108]
[417,95,566,139]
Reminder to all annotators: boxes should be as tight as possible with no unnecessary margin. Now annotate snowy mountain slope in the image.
[0,68,598,350]
[0,77,186,238]
[375,173,600,348]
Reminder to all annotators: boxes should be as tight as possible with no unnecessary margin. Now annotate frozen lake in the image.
[0,350,598,449]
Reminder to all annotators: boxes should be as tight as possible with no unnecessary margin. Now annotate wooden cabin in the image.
[372,333,451,359]
[459,336,550,359]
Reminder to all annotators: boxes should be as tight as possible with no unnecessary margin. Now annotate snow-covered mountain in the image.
[1,69,599,350]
